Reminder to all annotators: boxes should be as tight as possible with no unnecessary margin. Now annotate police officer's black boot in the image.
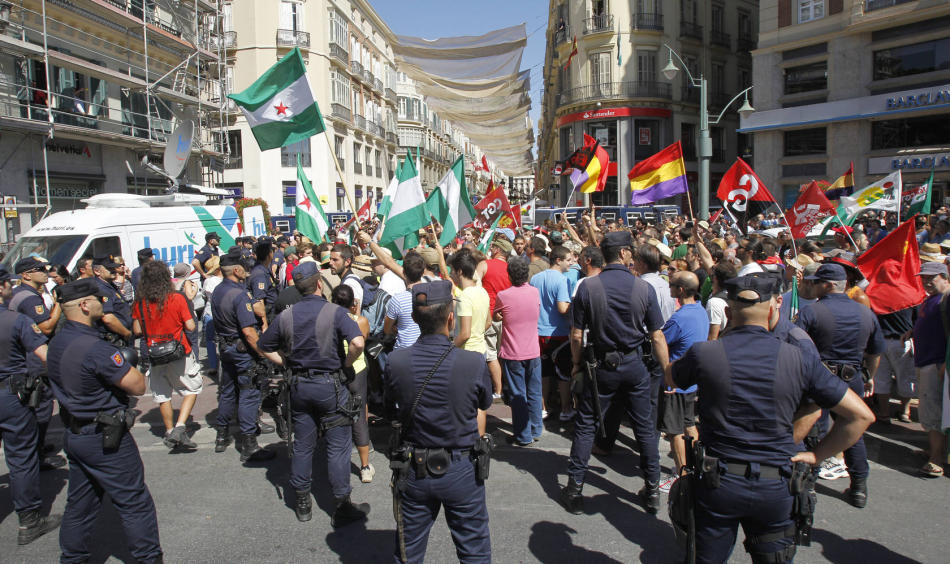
[331,496,369,528]
[240,434,276,462]
[559,480,584,515]
[846,475,868,508]
[294,490,312,522]
[638,481,661,514]
[17,509,62,545]
[214,426,231,453]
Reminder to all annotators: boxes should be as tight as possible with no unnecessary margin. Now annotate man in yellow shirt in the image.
[451,250,490,354]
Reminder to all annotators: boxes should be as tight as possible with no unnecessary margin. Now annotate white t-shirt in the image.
[379,269,406,298]
[737,262,764,276]
[202,276,223,318]
[706,296,728,329]
[342,273,364,308]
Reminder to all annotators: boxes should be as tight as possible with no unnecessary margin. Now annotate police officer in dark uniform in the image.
[192,232,220,279]
[561,230,670,515]
[0,265,62,545]
[385,280,493,563]
[210,248,276,462]
[47,278,163,564]
[92,256,133,345]
[670,275,874,563]
[796,263,884,508]
[248,241,278,320]
[10,257,66,470]
[258,261,370,526]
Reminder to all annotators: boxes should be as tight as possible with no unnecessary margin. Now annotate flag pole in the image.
[684,187,696,223]
[833,212,861,250]
[323,133,358,217]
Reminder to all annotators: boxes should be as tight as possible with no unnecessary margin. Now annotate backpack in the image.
[343,273,391,337]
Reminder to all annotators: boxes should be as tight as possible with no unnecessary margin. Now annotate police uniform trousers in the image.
[819,374,869,479]
[694,472,795,564]
[396,450,490,564]
[289,374,352,498]
[60,424,161,564]
[0,383,41,513]
[595,354,664,452]
[568,353,660,485]
[216,344,262,436]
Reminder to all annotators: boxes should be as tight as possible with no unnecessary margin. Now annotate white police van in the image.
[0,193,241,275]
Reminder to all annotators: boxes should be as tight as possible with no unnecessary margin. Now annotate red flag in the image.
[716,158,777,231]
[708,208,723,225]
[481,155,490,174]
[498,205,522,229]
[473,184,512,230]
[563,35,578,70]
[785,181,837,239]
[857,216,927,315]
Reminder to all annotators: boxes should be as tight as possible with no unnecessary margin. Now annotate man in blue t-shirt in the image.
[658,271,709,489]
[531,246,574,421]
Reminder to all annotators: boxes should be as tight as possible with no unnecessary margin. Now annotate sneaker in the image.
[818,458,847,480]
[658,474,677,494]
[173,427,197,450]
[163,429,179,450]
[360,464,376,483]
[492,393,502,400]
[559,409,576,422]
[541,410,550,420]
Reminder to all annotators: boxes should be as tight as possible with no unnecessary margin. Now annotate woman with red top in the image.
[132,261,203,451]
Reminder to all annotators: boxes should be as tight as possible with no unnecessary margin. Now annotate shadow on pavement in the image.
[326,523,394,563]
[528,521,624,564]
[811,527,921,563]
[863,420,931,479]
[0,466,68,527]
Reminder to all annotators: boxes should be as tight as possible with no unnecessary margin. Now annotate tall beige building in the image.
[538,0,758,208]
[741,0,950,209]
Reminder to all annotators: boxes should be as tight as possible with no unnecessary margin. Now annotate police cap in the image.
[805,263,847,282]
[137,248,154,260]
[205,232,221,243]
[92,255,119,270]
[292,261,320,285]
[412,280,455,307]
[0,265,12,283]
[725,275,778,303]
[14,256,48,274]
[58,278,107,303]
[748,271,785,296]
[602,230,633,248]
[219,248,244,267]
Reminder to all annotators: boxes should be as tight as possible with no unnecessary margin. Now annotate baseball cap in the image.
[14,256,48,274]
[57,278,107,303]
[805,263,847,282]
[491,238,513,254]
[412,280,455,307]
[172,263,192,278]
[724,275,778,303]
[205,232,221,242]
[918,262,949,277]
[292,260,320,284]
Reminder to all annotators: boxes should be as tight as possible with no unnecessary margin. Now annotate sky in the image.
[369,0,548,143]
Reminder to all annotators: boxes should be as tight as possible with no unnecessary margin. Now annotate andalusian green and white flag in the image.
[295,156,329,243]
[228,47,326,151]
[377,171,398,219]
[427,156,476,246]
[906,166,935,218]
[380,156,428,246]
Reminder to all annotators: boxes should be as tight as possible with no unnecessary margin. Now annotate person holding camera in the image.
[132,261,203,451]
[47,278,163,564]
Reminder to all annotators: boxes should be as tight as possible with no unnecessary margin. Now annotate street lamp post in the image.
[661,44,755,219]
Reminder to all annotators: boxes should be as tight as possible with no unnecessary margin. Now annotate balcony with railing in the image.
[386,132,398,145]
[374,78,384,93]
[632,12,663,31]
[737,34,756,52]
[400,110,423,123]
[558,81,672,106]
[553,24,571,45]
[711,29,731,48]
[277,29,310,48]
[368,121,384,138]
[866,0,915,11]
[353,114,366,131]
[584,14,614,35]
[680,21,703,41]
[363,69,374,85]
[350,60,364,79]
[329,42,348,65]
[330,103,351,123]
[385,88,397,104]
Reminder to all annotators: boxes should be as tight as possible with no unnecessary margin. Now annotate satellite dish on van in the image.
[163,119,194,179]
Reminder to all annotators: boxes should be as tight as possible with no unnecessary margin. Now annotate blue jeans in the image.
[203,314,218,372]
[501,357,542,444]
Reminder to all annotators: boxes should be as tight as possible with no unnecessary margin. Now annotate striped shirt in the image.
[385,290,421,350]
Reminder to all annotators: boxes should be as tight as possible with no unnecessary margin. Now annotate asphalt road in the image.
[1,369,947,563]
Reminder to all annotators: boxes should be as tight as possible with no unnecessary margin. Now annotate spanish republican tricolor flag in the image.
[825,161,854,200]
[566,133,609,194]
[628,141,689,205]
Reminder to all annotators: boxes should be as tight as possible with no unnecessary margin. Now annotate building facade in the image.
[538,0,758,208]
[742,0,950,209]
[0,0,225,243]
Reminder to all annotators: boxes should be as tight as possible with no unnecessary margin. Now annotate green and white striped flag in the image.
[228,47,326,151]
[477,215,503,255]
[295,156,329,243]
[427,156,476,246]
[377,171,398,219]
[380,155,429,247]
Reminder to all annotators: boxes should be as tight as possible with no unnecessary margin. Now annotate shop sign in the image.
[886,89,950,110]
[868,152,950,175]
[3,196,16,218]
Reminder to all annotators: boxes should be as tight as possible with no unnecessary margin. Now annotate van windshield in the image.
[1,235,87,271]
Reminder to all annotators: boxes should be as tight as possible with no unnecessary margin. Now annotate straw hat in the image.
[920,242,946,263]
[352,254,374,272]
[204,256,221,274]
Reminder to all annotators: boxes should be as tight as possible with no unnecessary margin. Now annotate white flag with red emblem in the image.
[295,156,329,243]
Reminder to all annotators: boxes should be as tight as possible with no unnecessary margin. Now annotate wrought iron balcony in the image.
[330,103,351,123]
[711,29,731,48]
[558,81,672,106]
[277,29,310,48]
[553,24,571,45]
[363,69,374,85]
[329,42,348,65]
[680,21,703,41]
[584,14,614,35]
[374,78,384,93]
[368,121,384,138]
[737,35,757,52]
[386,132,398,145]
[385,88,397,104]
[353,114,366,131]
[632,13,663,31]
[350,60,364,78]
